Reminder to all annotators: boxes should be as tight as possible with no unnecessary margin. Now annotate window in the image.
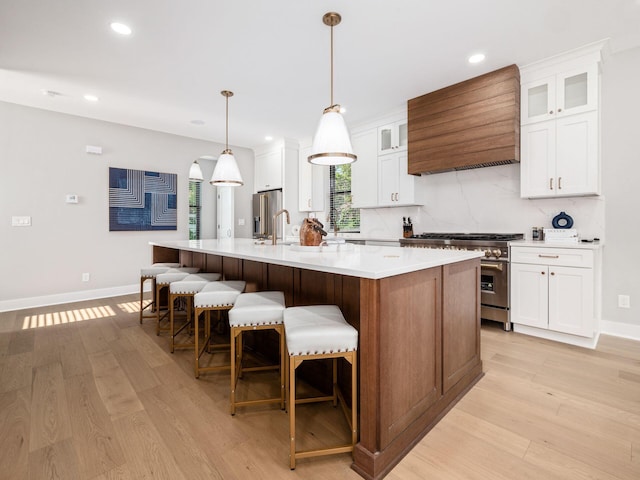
[329,164,360,233]
[188,180,201,240]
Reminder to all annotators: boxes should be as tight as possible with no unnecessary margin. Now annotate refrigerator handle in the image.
[260,194,268,236]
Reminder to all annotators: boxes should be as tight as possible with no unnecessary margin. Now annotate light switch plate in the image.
[66,194,79,204]
[11,216,31,226]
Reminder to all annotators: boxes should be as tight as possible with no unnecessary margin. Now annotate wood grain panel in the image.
[442,259,481,393]
[295,269,336,306]
[151,246,179,264]
[241,260,267,292]
[205,254,223,274]
[64,373,126,478]
[0,387,30,480]
[29,362,73,451]
[266,264,295,306]
[378,268,442,449]
[28,438,82,480]
[408,64,520,174]
[222,257,242,280]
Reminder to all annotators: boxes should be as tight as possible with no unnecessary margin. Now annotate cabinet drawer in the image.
[511,247,593,268]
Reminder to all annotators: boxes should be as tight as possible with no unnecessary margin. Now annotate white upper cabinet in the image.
[378,153,415,207]
[351,128,379,209]
[521,63,598,125]
[254,148,283,192]
[298,145,325,212]
[520,40,606,199]
[377,119,408,155]
[351,112,422,209]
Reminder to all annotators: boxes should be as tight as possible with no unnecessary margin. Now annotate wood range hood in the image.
[408,64,520,175]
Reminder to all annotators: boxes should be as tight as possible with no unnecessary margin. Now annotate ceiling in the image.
[1,0,639,151]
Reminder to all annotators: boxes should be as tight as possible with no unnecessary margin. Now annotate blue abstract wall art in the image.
[109,167,177,231]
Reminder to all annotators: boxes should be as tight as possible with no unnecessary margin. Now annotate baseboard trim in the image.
[512,324,600,349]
[600,320,640,341]
[0,284,143,312]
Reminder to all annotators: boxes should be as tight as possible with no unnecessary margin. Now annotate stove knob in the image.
[492,249,502,258]
[484,250,492,258]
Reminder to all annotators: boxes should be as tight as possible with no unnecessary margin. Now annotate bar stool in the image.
[228,291,286,415]
[193,280,246,378]
[169,273,222,353]
[154,268,200,335]
[139,263,181,323]
[283,305,358,469]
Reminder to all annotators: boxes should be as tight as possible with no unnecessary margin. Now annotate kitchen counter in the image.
[509,239,604,250]
[151,238,482,279]
[150,238,483,480]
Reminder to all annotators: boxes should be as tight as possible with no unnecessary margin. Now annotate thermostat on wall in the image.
[66,194,79,204]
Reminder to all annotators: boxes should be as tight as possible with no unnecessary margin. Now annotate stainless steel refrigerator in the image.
[252,189,282,239]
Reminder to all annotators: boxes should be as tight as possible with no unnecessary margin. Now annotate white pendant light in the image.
[210,90,244,186]
[188,160,204,182]
[308,12,357,166]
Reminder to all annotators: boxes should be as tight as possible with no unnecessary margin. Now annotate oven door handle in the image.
[481,262,503,272]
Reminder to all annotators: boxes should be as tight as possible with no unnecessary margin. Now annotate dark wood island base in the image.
[152,244,482,479]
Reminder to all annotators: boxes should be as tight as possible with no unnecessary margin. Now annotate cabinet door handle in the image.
[538,254,559,259]
[541,271,546,275]
[394,193,399,201]
[558,108,562,113]
[390,193,394,202]
[549,110,554,115]
[558,177,562,190]
[550,272,555,276]
[549,178,553,190]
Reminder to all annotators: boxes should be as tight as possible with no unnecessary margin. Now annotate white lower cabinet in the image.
[511,245,597,340]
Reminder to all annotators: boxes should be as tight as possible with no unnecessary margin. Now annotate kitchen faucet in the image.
[272,208,290,245]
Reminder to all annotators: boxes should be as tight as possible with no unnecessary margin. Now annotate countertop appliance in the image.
[400,232,524,331]
[252,189,283,240]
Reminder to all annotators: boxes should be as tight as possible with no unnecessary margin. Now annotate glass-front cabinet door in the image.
[521,64,598,125]
[377,119,408,155]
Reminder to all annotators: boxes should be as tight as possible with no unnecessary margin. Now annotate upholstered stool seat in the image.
[192,280,246,378]
[228,291,286,415]
[283,305,358,469]
[139,263,182,324]
[168,273,222,353]
[154,268,200,335]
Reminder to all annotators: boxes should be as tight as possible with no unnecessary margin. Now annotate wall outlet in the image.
[82,273,90,282]
[238,218,245,226]
[618,294,631,309]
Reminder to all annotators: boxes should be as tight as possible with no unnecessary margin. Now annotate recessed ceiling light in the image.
[191,120,206,125]
[468,53,486,64]
[84,94,99,102]
[265,136,273,142]
[110,22,132,35]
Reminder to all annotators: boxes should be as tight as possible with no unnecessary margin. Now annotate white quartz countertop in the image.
[510,240,604,250]
[151,238,483,280]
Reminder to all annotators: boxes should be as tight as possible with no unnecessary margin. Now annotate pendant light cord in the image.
[330,23,334,106]
[225,94,229,150]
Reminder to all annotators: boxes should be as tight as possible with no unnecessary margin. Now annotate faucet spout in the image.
[272,209,290,245]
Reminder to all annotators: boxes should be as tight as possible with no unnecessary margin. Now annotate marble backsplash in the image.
[359,163,605,241]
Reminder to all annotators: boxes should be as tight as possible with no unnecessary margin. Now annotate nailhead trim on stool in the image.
[139,263,182,324]
[228,291,286,415]
[168,273,222,353]
[192,281,246,378]
[283,305,358,469]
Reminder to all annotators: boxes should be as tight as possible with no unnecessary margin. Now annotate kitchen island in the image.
[150,238,483,480]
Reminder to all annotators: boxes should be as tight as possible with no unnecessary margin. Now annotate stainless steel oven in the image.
[400,233,524,331]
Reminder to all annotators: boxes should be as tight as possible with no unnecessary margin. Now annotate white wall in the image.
[600,46,640,334]
[358,46,640,337]
[0,102,254,310]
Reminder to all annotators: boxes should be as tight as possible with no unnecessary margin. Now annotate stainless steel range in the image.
[400,233,524,331]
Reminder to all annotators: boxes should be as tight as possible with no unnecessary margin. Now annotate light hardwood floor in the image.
[0,294,638,480]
